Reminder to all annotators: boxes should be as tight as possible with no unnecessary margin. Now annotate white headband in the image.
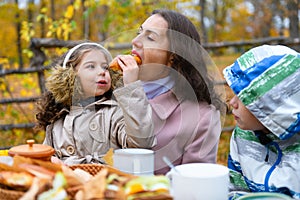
[62,42,111,68]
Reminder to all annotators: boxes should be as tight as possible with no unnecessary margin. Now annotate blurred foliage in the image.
[0,0,198,145]
[0,4,19,60]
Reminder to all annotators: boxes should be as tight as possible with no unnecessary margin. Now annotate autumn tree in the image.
[287,0,299,39]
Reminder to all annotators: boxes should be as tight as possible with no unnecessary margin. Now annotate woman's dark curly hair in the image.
[152,9,225,111]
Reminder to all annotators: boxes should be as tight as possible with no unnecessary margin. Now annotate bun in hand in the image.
[109,55,142,71]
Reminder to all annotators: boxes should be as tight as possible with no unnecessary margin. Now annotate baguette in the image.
[19,163,55,180]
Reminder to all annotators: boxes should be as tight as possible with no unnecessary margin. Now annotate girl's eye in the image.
[101,64,109,71]
[87,64,95,69]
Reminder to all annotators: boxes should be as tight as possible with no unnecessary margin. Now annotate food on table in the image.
[109,54,142,71]
[76,165,172,200]
[18,163,56,180]
[0,155,172,200]
[61,165,93,188]
[37,172,68,200]
[124,175,172,200]
[0,155,62,198]
[0,171,34,191]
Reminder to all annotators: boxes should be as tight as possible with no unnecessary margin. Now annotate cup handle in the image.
[166,171,174,195]
[166,171,173,180]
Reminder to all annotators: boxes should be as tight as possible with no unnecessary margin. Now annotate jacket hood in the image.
[223,45,300,140]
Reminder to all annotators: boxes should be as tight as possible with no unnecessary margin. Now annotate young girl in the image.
[35,42,155,165]
[113,10,226,174]
[224,45,300,199]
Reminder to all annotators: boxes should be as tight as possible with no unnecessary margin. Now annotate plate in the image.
[237,192,292,200]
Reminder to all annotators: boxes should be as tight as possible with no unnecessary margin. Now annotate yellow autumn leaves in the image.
[46,4,76,40]
[21,2,79,42]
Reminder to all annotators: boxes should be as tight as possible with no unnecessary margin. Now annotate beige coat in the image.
[43,81,156,165]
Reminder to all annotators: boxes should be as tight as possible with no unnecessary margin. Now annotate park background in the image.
[1,0,300,165]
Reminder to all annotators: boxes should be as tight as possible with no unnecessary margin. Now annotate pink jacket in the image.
[149,90,221,175]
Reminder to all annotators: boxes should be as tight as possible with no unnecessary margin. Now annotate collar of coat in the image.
[149,90,184,120]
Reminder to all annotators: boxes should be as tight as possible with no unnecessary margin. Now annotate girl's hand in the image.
[117,55,140,85]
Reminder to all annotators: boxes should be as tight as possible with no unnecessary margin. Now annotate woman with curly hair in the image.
[35,42,155,165]
[112,9,226,174]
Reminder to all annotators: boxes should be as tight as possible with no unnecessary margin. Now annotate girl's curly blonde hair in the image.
[35,42,122,131]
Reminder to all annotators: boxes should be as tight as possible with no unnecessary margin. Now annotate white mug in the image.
[113,148,154,176]
[166,163,229,200]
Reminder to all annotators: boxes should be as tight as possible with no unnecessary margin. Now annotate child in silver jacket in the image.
[224,45,300,199]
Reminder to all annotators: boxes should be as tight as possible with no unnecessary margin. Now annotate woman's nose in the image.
[132,35,142,49]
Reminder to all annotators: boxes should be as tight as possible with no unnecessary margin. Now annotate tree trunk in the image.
[40,0,46,38]
[51,0,55,20]
[287,0,299,38]
[27,0,34,22]
[212,0,218,41]
[287,0,300,51]
[199,0,208,43]
[14,0,23,69]
[82,0,89,39]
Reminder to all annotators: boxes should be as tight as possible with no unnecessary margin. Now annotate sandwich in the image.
[75,165,173,200]
[109,54,142,71]
[124,175,173,200]
[0,171,34,191]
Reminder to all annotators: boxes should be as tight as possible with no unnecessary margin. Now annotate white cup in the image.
[113,148,154,176]
[166,163,229,200]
